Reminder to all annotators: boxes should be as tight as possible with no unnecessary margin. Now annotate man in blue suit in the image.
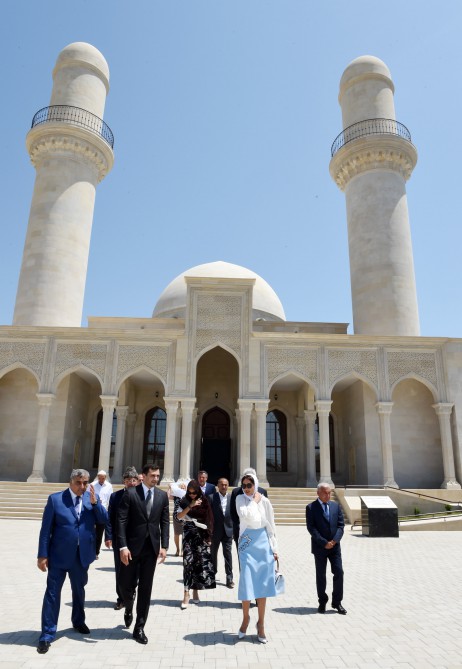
[306,483,347,615]
[36,468,108,654]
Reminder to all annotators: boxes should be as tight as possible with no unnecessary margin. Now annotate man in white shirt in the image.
[92,470,113,558]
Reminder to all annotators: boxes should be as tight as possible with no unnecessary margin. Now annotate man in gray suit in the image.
[209,478,234,588]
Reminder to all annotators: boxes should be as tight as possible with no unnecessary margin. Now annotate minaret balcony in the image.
[31,105,114,149]
[331,118,412,157]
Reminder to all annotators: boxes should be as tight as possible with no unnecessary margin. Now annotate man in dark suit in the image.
[209,478,234,588]
[230,467,267,546]
[197,470,216,496]
[117,463,169,644]
[36,468,107,654]
[104,466,139,609]
[306,483,347,615]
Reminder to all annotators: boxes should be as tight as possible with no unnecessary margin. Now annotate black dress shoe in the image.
[133,627,148,644]
[37,640,50,654]
[114,601,124,610]
[124,610,133,628]
[226,581,235,589]
[333,603,347,615]
[318,602,326,613]
[73,623,90,634]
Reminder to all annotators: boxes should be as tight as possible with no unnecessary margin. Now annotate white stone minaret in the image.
[329,56,419,336]
[13,42,114,327]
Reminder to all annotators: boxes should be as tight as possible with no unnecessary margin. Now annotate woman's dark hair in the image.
[180,479,213,540]
[241,474,255,487]
[185,479,203,501]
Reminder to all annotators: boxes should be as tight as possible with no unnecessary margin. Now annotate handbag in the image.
[275,559,285,595]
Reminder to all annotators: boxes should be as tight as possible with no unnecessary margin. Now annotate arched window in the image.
[314,414,336,473]
[143,407,167,469]
[266,410,287,472]
[93,409,117,469]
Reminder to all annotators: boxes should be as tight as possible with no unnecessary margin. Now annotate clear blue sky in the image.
[1,1,461,336]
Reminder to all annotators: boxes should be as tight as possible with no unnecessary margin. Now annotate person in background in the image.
[197,470,216,496]
[105,467,139,610]
[236,473,278,644]
[209,478,234,588]
[174,479,216,608]
[168,479,188,557]
[92,470,113,558]
[306,483,346,615]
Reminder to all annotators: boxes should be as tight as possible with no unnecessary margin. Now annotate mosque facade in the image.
[2,43,462,490]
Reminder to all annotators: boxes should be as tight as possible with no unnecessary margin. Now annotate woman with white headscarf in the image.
[236,472,278,644]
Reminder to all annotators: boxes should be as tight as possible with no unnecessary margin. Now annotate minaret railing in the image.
[331,118,411,157]
[31,105,114,148]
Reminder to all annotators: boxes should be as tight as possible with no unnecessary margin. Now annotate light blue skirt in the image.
[237,527,276,601]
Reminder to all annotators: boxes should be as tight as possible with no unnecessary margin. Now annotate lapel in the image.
[136,484,148,518]
[64,488,77,519]
[225,493,231,516]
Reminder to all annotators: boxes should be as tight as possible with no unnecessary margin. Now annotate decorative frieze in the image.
[117,345,169,384]
[387,350,437,390]
[54,342,107,382]
[195,294,242,357]
[328,349,378,391]
[266,346,318,387]
[0,341,46,380]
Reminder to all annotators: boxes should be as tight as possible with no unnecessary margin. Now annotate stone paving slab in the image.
[1,519,462,668]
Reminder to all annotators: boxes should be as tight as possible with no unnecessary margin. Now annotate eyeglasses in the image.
[187,491,197,496]
[241,483,253,490]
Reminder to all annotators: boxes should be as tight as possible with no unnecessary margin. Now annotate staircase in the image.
[0,481,321,525]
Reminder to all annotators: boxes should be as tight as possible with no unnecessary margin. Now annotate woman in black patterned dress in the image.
[174,479,216,608]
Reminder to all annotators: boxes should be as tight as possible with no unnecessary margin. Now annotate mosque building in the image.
[2,42,462,492]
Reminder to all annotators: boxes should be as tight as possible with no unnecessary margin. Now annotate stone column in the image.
[14,43,114,327]
[433,403,461,489]
[254,400,270,488]
[316,400,334,487]
[112,406,128,482]
[296,416,306,486]
[375,402,398,488]
[125,413,137,467]
[27,393,55,482]
[304,409,318,487]
[98,395,118,473]
[237,400,253,478]
[179,399,196,480]
[329,56,419,336]
[162,398,180,483]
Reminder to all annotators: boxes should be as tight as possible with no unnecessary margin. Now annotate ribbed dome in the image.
[153,261,286,322]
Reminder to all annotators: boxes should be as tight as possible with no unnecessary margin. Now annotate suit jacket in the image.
[117,485,169,557]
[202,482,216,496]
[105,488,125,546]
[209,492,233,539]
[37,488,107,570]
[306,499,344,556]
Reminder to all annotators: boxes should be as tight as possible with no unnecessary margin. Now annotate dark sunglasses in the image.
[241,482,253,490]
[187,491,197,496]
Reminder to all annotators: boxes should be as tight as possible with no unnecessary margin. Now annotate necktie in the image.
[75,495,81,517]
[146,489,153,515]
[323,502,330,519]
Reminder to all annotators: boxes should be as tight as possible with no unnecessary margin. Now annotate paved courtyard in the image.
[1,518,462,668]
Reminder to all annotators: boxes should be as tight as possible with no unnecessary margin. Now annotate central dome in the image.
[153,261,286,321]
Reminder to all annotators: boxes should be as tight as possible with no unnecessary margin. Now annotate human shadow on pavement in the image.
[273,606,318,615]
[0,630,48,647]
[184,630,243,646]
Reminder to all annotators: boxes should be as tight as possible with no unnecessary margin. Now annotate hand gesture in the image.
[89,484,97,505]
[191,498,202,508]
[254,491,262,503]
[157,548,167,563]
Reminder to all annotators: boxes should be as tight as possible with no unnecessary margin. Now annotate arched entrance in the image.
[201,407,231,484]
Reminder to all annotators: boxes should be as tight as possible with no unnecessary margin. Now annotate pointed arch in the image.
[329,371,378,400]
[52,364,103,394]
[268,370,319,398]
[116,365,167,393]
[390,373,438,403]
[0,362,40,386]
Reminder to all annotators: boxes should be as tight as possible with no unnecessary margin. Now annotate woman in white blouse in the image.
[236,473,278,643]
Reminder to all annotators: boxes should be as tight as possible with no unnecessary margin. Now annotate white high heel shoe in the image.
[256,623,267,644]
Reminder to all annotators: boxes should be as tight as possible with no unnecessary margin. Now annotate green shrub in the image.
[414,507,421,516]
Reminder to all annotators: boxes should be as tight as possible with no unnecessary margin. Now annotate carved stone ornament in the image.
[266,346,318,387]
[54,342,107,382]
[329,135,417,190]
[195,294,242,356]
[328,349,378,391]
[0,341,46,379]
[387,350,438,389]
[117,345,169,384]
